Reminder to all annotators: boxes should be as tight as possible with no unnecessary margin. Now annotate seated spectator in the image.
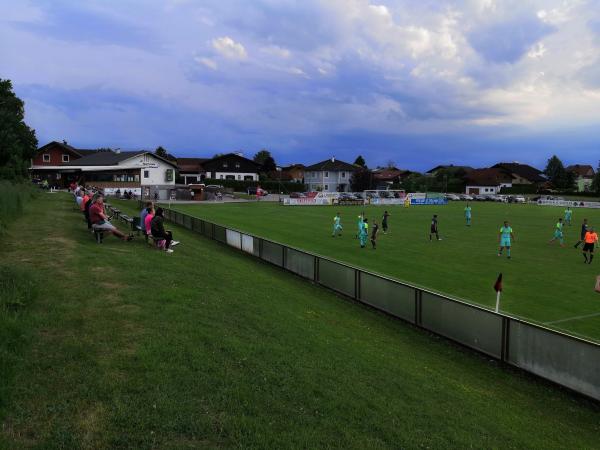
[144,206,155,240]
[150,208,179,253]
[89,195,133,241]
[140,201,153,234]
[75,190,83,208]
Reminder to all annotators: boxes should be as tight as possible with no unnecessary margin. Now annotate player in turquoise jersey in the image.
[332,212,343,237]
[464,204,472,226]
[564,207,573,226]
[498,221,515,258]
[549,218,565,246]
[359,218,369,248]
[356,213,364,239]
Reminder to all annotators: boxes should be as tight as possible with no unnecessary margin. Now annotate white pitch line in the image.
[545,311,600,325]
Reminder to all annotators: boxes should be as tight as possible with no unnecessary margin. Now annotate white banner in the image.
[537,199,600,209]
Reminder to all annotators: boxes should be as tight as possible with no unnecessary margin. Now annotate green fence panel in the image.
[214,225,227,243]
[421,292,503,358]
[507,320,600,401]
[183,214,193,229]
[261,240,284,266]
[359,272,415,323]
[285,248,315,280]
[191,218,202,233]
[318,258,355,298]
[202,221,213,238]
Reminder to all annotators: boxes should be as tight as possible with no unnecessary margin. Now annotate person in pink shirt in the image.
[144,206,155,236]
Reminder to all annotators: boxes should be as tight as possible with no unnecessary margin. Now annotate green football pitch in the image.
[169,200,600,341]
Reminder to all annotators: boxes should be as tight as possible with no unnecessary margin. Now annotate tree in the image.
[544,155,571,190]
[354,155,367,168]
[253,149,272,166]
[350,167,373,192]
[0,79,38,180]
[385,160,396,169]
[592,161,600,195]
[155,146,168,158]
[261,156,276,173]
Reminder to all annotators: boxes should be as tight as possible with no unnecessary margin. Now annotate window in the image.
[223,163,228,168]
[324,185,329,190]
[237,175,241,180]
[220,175,224,179]
[144,170,149,178]
[62,154,69,163]
[235,163,240,169]
[341,172,346,178]
[43,154,50,162]
[244,175,254,181]
[226,175,235,180]
[325,172,329,178]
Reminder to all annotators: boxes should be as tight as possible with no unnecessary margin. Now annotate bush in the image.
[203,178,306,193]
[500,185,538,194]
[0,181,37,234]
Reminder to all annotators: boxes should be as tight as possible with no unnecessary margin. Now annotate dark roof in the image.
[373,169,411,181]
[37,141,112,158]
[202,153,261,169]
[492,162,545,182]
[465,168,512,186]
[426,164,473,174]
[566,164,595,178]
[282,163,306,171]
[305,158,356,172]
[62,151,145,166]
[177,157,209,172]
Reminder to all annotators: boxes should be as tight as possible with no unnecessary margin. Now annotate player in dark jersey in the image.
[429,214,441,241]
[382,211,390,234]
[371,221,379,249]
[574,218,589,248]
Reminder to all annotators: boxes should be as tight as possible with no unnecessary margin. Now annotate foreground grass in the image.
[169,201,600,341]
[1,193,599,449]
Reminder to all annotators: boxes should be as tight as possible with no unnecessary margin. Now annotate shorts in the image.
[500,238,511,247]
[583,243,595,252]
[430,227,437,234]
[554,231,563,239]
[92,222,116,231]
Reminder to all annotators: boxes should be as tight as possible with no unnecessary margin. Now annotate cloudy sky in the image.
[1,0,600,170]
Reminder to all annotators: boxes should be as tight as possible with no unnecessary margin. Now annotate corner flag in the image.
[494,273,503,313]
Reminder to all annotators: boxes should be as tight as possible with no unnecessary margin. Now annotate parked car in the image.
[513,195,526,203]
[473,194,487,201]
[247,187,269,196]
[460,194,474,201]
[445,193,461,201]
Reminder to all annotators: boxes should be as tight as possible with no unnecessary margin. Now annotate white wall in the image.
[125,155,175,186]
[465,185,499,195]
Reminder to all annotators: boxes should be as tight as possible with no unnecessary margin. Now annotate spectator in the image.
[116,188,121,198]
[150,207,179,252]
[140,201,153,233]
[75,190,83,208]
[144,206,155,236]
[89,195,133,241]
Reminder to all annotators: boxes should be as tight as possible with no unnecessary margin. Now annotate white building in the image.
[304,157,356,192]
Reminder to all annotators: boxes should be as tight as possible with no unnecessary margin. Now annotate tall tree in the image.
[261,156,276,173]
[350,167,373,192]
[354,155,367,168]
[155,146,168,158]
[592,161,600,195]
[253,149,272,166]
[544,155,569,189]
[0,79,38,180]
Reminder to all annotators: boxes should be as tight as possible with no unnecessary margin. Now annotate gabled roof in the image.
[426,164,473,174]
[566,164,595,178]
[465,168,512,187]
[37,141,109,158]
[282,163,306,171]
[305,158,356,172]
[492,162,545,183]
[202,153,261,169]
[373,169,411,181]
[177,157,209,172]
[62,150,177,167]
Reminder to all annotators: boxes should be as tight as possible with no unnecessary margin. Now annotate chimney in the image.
[331,156,335,162]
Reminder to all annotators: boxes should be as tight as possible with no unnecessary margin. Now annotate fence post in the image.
[314,256,319,282]
[501,316,510,362]
[414,289,422,326]
[355,269,360,300]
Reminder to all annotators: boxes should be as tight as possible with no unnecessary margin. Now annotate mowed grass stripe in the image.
[167,201,600,341]
[0,193,598,449]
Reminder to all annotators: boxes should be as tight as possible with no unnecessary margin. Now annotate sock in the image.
[507,248,511,257]
[590,254,594,263]
[583,253,588,262]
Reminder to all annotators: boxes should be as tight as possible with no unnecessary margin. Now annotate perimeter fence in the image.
[146,202,600,402]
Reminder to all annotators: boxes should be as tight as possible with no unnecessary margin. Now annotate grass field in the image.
[1,193,600,448]
[168,200,600,342]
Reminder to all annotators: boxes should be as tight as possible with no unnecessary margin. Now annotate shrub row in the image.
[0,181,37,234]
